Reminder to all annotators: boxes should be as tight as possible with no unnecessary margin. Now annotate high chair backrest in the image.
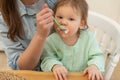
[87,11,120,80]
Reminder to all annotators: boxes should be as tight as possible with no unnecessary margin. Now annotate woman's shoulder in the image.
[0,12,3,21]
[0,12,8,32]
[0,12,5,24]
[45,0,57,9]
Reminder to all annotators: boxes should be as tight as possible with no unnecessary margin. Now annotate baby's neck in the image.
[62,34,79,46]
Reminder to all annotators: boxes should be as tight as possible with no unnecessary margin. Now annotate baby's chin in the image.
[59,33,71,39]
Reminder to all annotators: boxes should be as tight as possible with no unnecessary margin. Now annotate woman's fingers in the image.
[38,15,53,26]
[37,12,53,24]
[42,3,48,9]
[36,8,51,18]
[36,3,53,36]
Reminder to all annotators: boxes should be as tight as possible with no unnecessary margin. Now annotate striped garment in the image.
[45,0,57,9]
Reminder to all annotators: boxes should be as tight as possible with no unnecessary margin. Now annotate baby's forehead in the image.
[57,4,81,14]
[56,7,81,17]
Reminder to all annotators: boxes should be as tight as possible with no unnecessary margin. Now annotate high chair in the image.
[0,11,120,80]
[87,11,120,80]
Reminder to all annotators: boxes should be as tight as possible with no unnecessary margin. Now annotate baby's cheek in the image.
[67,26,74,34]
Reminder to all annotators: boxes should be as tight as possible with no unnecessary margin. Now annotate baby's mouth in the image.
[57,27,69,34]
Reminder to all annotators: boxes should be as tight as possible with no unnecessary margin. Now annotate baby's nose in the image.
[60,19,68,26]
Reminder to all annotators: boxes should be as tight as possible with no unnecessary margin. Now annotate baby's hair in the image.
[53,0,89,27]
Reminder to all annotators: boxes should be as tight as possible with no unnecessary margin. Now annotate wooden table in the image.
[0,70,88,80]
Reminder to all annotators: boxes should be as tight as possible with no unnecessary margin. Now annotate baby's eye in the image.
[57,16,63,19]
[69,18,75,21]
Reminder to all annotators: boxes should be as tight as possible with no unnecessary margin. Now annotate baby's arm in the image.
[84,32,105,80]
[41,50,68,80]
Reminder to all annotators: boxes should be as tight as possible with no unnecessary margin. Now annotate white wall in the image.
[87,0,120,24]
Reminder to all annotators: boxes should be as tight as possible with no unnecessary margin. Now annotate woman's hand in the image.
[83,64,104,80]
[52,64,68,80]
[36,3,53,38]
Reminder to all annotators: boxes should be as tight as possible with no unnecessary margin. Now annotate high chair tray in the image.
[0,70,88,80]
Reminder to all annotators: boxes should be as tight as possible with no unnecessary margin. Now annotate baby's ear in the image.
[79,20,86,29]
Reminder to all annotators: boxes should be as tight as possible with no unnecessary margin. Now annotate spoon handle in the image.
[53,18,67,30]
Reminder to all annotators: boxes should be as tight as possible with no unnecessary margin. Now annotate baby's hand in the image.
[52,64,68,80]
[83,64,103,80]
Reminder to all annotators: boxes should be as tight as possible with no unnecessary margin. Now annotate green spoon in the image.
[53,17,67,31]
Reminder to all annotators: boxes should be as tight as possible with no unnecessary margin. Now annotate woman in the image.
[0,0,57,70]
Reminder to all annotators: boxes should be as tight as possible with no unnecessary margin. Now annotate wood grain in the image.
[0,70,88,80]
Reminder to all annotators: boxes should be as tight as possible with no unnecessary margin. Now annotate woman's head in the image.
[53,0,88,38]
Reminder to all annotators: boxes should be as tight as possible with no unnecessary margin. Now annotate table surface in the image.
[0,70,88,80]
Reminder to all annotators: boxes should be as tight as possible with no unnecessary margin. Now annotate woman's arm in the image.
[18,4,53,70]
[0,4,53,70]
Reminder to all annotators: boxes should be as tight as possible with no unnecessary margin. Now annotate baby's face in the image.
[54,4,82,39]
